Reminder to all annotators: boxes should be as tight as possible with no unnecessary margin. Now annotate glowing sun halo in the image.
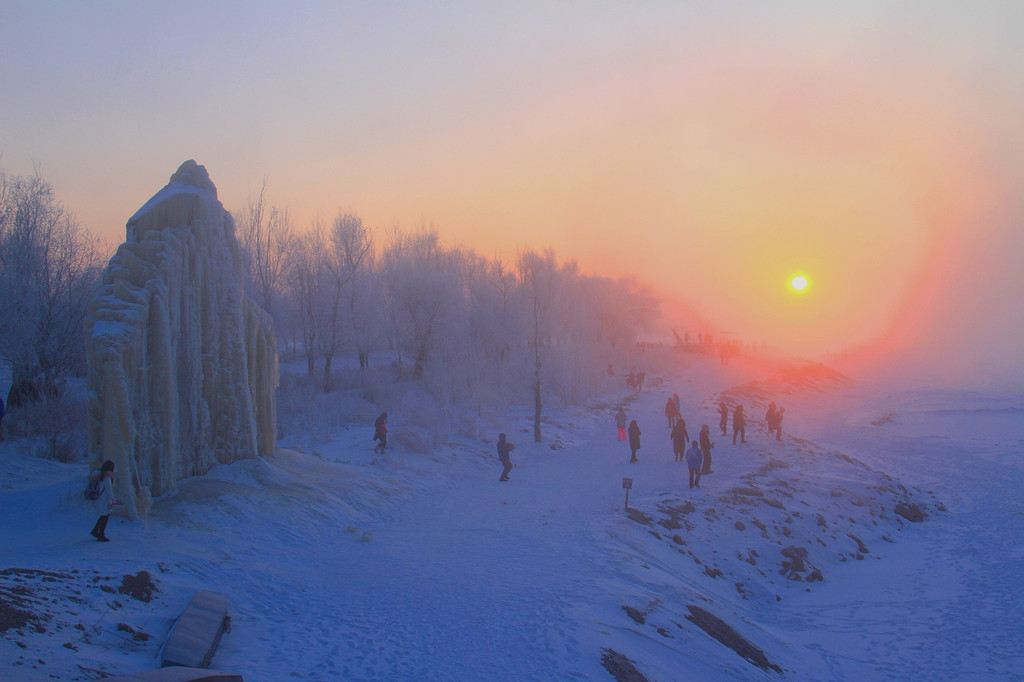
[790,275,809,292]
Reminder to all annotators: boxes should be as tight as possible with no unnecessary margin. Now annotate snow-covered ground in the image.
[2,351,1022,681]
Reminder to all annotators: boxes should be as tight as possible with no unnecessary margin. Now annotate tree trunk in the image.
[533,341,543,442]
[414,343,428,380]
[533,379,543,443]
[323,354,333,392]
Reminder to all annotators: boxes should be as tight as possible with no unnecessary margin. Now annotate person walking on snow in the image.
[685,440,704,488]
[673,393,681,422]
[775,407,785,442]
[373,412,388,454]
[615,406,628,441]
[732,404,747,444]
[665,396,677,428]
[671,418,689,462]
[497,432,515,481]
[89,460,117,542]
[700,424,714,474]
[628,419,642,463]
[765,401,778,437]
[717,401,729,436]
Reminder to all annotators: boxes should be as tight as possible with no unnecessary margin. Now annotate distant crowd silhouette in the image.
[612,380,788,490]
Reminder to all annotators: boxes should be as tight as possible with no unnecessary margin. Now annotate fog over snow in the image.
[3,348,1022,680]
[2,6,1024,680]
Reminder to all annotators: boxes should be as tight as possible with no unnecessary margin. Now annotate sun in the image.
[789,275,809,293]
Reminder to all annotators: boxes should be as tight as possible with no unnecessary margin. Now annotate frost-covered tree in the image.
[283,212,374,391]
[0,168,104,406]
[236,176,293,326]
[382,228,466,381]
[320,211,373,391]
[275,214,658,447]
[516,249,578,442]
[456,252,523,411]
[347,260,384,371]
[567,274,659,386]
[285,218,329,378]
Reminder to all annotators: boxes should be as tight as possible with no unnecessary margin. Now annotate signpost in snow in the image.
[622,477,633,509]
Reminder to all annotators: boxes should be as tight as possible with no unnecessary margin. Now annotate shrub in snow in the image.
[3,380,88,462]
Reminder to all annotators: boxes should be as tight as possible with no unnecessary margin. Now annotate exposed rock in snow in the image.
[894,501,926,522]
[84,160,278,519]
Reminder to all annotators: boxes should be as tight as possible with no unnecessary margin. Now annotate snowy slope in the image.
[2,351,1022,681]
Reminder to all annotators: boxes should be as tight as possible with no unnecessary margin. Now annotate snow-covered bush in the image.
[5,380,89,462]
[0,166,105,408]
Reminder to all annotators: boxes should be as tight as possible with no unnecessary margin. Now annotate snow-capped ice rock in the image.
[83,160,278,520]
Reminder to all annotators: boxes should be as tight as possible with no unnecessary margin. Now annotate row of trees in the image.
[0,166,107,458]
[0,165,660,451]
[0,166,105,407]
[237,181,660,442]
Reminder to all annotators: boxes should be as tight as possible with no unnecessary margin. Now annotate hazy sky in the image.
[2,2,1022,385]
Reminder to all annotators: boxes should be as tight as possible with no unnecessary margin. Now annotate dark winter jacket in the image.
[497,434,515,462]
[684,444,703,469]
[733,406,746,429]
[374,413,388,441]
[628,421,641,449]
[671,421,689,451]
[699,429,713,452]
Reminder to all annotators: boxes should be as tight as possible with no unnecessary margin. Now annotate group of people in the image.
[625,371,646,392]
[716,399,785,444]
[613,406,644,464]
[87,395,788,531]
[617,398,716,479]
[612,393,788,489]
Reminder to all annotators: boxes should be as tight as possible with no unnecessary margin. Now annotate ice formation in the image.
[84,160,278,519]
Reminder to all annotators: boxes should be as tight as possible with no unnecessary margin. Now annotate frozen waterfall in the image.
[84,160,278,520]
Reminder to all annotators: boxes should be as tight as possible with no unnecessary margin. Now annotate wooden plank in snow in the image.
[104,666,243,681]
[161,590,232,670]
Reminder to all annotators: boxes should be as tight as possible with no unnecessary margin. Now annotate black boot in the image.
[92,514,110,541]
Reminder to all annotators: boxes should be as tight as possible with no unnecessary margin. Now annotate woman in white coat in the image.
[89,460,118,542]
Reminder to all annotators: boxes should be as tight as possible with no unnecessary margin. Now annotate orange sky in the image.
[2,3,1022,383]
